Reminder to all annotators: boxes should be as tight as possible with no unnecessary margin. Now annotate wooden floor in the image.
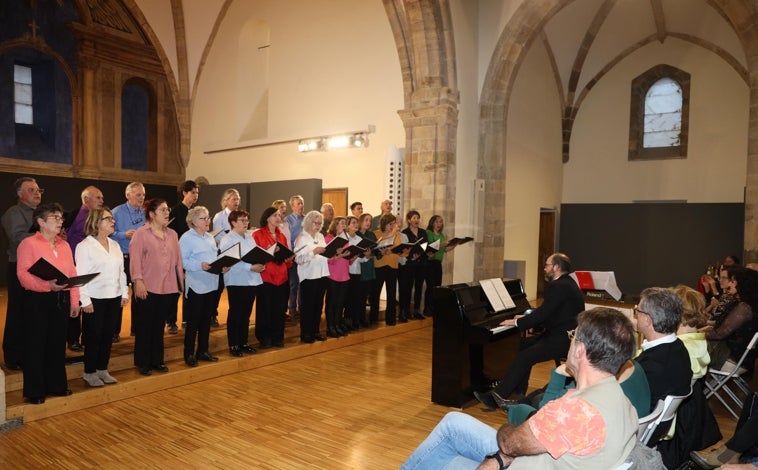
[0,290,748,468]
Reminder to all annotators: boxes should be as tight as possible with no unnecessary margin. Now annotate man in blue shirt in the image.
[110,182,145,341]
[284,195,304,316]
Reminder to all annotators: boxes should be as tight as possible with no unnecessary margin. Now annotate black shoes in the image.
[138,366,152,376]
[399,313,409,323]
[259,341,272,349]
[327,328,339,338]
[25,396,45,404]
[412,312,427,320]
[112,334,121,343]
[314,334,327,341]
[67,341,83,352]
[473,390,500,411]
[166,323,179,334]
[5,362,21,371]
[272,341,284,348]
[185,355,198,367]
[152,364,169,373]
[492,394,522,411]
[211,316,220,327]
[50,389,73,397]
[230,346,244,357]
[241,344,257,354]
[197,352,218,362]
[301,336,315,344]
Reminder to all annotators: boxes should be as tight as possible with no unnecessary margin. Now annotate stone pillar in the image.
[744,69,758,264]
[398,79,459,283]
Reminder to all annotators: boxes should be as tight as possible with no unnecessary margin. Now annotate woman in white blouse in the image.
[75,208,129,387]
[294,210,330,343]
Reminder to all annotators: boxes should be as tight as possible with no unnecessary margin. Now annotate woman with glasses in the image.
[180,206,226,366]
[252,207,293,348]
[294,210,330,343]
[75,208,129,387]
[372,213,408,325]
[219,210,264,356]
[129,198,184,376]
[16,203,80,404]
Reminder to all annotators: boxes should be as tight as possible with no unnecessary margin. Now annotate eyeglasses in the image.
[46,214,63,221]
[314,222,323,226]
[567,329,577,341]
[236,219,249,224]
[197,216,210,221]
[155,207,170,213]
[24,188,44,194]
[102,216,114,222]
[633,305,650,317]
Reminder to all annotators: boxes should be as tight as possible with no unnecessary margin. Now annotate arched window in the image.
[629,65,690,160]
[121,79,156,171]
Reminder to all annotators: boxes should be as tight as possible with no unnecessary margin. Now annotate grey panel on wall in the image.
[200,179,322,228]
[559,203,744,299]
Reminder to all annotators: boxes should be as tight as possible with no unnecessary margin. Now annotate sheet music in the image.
[480,278,516,312]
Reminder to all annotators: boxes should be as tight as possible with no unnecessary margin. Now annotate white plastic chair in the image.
[704,331,758,419]
[637,399,665,443]
[638,388,692,446]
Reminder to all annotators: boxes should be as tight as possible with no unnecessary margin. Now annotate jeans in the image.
[400,412,497,470]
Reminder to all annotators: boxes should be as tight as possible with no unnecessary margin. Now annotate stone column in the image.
[399,78,459,284]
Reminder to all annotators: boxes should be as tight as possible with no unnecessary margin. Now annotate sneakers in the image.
[83,372,104,387]
[166,323,179,334]
[690,445,740,469]
[96,369,118,384]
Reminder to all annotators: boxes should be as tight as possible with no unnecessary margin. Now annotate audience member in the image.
[17,203,80,404]
[1,176,42,370]
[705,266,739,323]
[110,181,146,340]
[64,185,104,353]
[75,208,128,387]
[285,195,305,318]
[633,287,693,444]
[706,266,758,374]
[691,393,758,468]
[219,210,263,356]
[475,253,584,409]
[130,198,184,376]
[401,308,640,469]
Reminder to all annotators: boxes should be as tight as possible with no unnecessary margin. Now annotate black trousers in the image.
[299,277,327,338]
[82,296,120,373]
[255,282,288,345]
[226,285,257,348]
[399,261,426,315]
[493,333,571,398]
[183,288,215,358]
[372,266,398,323]
[113,254,132,337]
[3,262,24,367]
[22,290,69,398]
[326,279,348,329]
[133,292,173,369]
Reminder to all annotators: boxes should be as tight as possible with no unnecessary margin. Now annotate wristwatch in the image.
[485,451,506,470]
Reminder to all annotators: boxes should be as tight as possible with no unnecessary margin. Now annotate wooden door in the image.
[322,188,348,216]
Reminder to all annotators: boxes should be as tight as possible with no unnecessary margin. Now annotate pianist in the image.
[475,252,584,409]
[400,308,641,469]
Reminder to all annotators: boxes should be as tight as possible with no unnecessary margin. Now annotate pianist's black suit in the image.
[492,273,585,398]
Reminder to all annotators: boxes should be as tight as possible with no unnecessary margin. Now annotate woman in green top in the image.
[424,215,456,316]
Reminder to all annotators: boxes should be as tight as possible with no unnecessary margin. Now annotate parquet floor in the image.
[0,290,748,469]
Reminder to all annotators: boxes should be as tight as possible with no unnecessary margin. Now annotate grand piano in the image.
[431,278,533,407]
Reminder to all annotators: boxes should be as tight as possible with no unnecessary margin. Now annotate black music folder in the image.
[321,235,349,258]
[28,258,100,288]
[391,238,426,255]
[447,236,474,247]
[272,242,295,264]
[241,245,276,265]
[207,242,241,274]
